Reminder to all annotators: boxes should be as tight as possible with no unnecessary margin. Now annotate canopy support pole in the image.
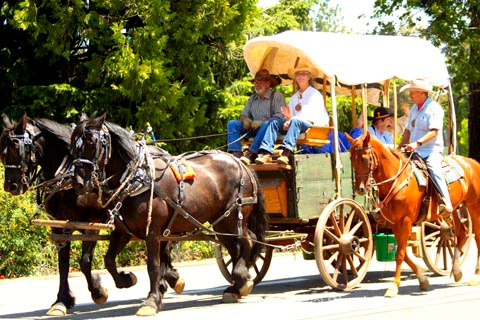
[329,76,342,198]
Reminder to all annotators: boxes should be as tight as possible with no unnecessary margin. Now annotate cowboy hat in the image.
[249,69,280,87]
[288,64,319,79]
[399,79,433,93]
[368,107,394,121]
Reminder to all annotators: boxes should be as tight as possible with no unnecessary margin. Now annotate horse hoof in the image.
[222,292,240,303]
[453,270,463,282]
[384,286,399,298]
[468,275,480,286]
[46,302,67,316]
[239,280,254,296]
[174,277,185,294]
[136,305,157,316]
[93,288,109,304]
[418,275,429,291]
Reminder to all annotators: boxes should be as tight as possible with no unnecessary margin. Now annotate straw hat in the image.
[288,64,319,79]
[399,79,433,93]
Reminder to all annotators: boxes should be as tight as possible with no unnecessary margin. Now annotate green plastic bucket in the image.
[374,233,397,262]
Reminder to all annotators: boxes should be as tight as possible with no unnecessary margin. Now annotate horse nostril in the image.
[8,183,19,192]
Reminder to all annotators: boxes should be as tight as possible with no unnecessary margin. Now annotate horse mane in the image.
[104,121,137,163]
[368,135,408,162]
[0,127,9,163]
[31,118,72,148]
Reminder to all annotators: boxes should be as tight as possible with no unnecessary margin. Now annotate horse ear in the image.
[2,113,12,129]
[17,113,27,133]
[345,132,354,143]
[79,113,89,122]
[99,113,107,122]
[363,131,371,147]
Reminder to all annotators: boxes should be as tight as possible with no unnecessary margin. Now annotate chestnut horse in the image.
[347,131,480,297]
[69,114,268,316]
[0,114,183,316]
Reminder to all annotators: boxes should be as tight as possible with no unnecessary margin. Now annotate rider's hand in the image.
[251,120,264,130]
[242,118,252,130]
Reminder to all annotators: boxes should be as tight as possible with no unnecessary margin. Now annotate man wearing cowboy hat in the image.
[227,69,286,161]
[255,64,329,165]
[366,106,395,146]
[399,78,453,214]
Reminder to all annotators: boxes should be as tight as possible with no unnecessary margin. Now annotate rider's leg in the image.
[425,151,453,212]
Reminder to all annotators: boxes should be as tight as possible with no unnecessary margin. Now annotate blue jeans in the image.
[227,120,269,152]
[259,118,312,153]
[424,152,452,208]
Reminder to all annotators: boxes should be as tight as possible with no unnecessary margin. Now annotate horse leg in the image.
[46,239,74,316]
[136,237,163,316]
[221,234,253,303]
[466,203,480,286]
[451,212,469,282]
[79,230,108,304]
[104,230,137,288]
[385,222,427,297]
[159,242,184,295]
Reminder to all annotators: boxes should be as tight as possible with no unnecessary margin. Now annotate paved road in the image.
[1,247,480,320]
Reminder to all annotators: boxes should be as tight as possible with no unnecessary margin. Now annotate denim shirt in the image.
[406,97,444,158]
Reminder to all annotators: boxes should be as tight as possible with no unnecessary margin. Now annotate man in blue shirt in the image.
[399,79,453,214]
[367,107,394,146]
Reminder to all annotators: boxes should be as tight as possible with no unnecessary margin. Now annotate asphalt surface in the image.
[1,246,480,320]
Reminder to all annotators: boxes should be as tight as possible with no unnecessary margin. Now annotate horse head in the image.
[346,131,379,195]
[0,113,40,195]
[71,113,112,195]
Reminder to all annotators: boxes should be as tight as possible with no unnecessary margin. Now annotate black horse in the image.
[70,113,268,316]
[0,114,184,316]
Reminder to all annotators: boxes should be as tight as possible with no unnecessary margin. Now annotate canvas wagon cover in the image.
[243,30,450,88]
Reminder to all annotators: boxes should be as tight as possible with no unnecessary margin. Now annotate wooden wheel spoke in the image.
[346,255,359,278]
[424,230,441,242]
[327,251,340,267]
[329,213,342,236]
[345,209,356,230]
[323,243,341,251]
[324,227,341,243]
[348,219,364,236]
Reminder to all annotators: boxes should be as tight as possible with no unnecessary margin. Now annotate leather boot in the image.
[230,151,243,159]
[276,148,292,165]
[240,149,257,165]
[255,150,273,164]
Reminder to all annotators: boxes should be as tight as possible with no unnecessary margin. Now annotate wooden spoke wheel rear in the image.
[314,198,373,290]
[421,206,472,275]
[214,244,273,285]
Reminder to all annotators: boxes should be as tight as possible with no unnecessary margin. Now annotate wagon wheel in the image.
[214,243,273,285]
[421,206,472,276]
[314,198,373,290]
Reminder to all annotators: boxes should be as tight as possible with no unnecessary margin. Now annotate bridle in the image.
[72,124,112,188]
[3,125,41,188]
[351,142,414,222]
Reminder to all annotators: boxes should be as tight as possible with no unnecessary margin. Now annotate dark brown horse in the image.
[0,114,183,316]
[347,131,480,297]
[70,113,268,316]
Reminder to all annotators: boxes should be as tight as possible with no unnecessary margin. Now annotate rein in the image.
[354,144,414,224]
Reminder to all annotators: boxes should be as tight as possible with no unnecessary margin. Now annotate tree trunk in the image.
[469,82,480,161]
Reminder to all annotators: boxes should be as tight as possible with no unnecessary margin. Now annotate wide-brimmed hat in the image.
[288,64,319,79]
[368,107,394,121]
[399,79,433,93]
[249,69,280,87]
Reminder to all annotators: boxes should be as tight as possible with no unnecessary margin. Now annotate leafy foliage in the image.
[372,0,480,158]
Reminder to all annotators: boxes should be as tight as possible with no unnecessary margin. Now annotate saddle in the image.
[410,153,465,223]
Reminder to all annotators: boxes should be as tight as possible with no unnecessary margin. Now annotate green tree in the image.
[372,1,480,159]
[0,0,257,154]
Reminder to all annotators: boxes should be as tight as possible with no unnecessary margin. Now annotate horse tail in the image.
[247,174,269,267]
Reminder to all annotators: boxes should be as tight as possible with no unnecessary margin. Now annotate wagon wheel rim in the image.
[215,243,273,285]
[421,206,472,275]
[314,198,373,290]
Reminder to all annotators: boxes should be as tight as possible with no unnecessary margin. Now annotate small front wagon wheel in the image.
[215,243,273,285]
[314,198,373,290]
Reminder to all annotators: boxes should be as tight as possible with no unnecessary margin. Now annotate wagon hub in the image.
[339,234,361,255]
